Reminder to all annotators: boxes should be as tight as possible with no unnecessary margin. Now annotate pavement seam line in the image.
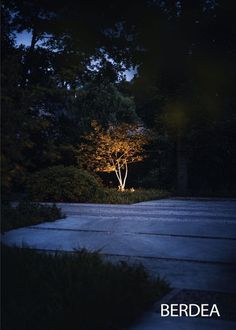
[27,226,236,241]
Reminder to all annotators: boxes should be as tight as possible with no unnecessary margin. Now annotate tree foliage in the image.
[79,121,148,191]
[1,0,236,196]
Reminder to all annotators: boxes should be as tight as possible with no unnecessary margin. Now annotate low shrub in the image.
[2,246,169,330]
[93,188,170,204]
[1,201,64,232]
[27,165,102,202]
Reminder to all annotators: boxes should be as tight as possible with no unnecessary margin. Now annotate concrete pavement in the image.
[2,198,236,329]
[2,199,236,292]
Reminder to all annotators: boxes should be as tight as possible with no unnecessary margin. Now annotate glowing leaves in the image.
[79,121,148,191]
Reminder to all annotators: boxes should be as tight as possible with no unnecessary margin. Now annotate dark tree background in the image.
[1,0,236,196]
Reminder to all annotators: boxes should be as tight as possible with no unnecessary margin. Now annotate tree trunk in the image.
[30,29,38,52]
[116,163,128,192]
[22,28,39,86]
[177,135,188,196]
[122,162,128,191]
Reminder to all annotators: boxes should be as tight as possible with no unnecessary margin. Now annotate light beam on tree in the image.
[79,121,148,191]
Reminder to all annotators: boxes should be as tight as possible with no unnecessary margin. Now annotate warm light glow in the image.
[80,121,148,191]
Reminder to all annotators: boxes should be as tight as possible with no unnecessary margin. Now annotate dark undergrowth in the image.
[1,246,169,330]
[1,201,64,232]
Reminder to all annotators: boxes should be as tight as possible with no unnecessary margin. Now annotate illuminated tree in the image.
[80,121,147,191]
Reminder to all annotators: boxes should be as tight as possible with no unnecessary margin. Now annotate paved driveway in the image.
[2,198,236,293]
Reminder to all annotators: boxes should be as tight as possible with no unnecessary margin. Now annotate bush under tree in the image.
[27,165,102,202]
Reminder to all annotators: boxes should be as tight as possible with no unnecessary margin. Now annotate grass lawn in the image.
[2,246,169,330]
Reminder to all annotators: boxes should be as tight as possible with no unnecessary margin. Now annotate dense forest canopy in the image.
[1,0,236,196]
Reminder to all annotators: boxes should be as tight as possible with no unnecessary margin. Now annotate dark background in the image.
[2,0,236,196]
